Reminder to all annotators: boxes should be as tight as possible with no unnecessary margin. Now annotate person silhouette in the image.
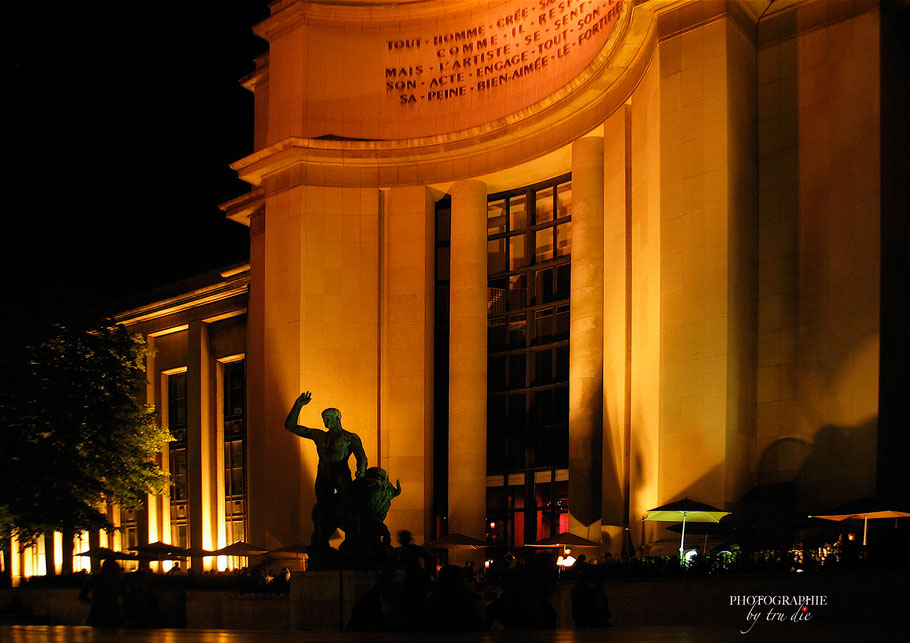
[79,558,126,627]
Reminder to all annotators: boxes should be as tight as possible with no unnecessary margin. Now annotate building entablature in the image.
[115,265,250,336]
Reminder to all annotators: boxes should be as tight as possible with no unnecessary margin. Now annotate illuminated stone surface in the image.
[9,0,889,580]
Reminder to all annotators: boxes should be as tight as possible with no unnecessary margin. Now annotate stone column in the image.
[569,137,605,530]
[448,179,488,539]
[187,321,213,570]
[142,336,158,548]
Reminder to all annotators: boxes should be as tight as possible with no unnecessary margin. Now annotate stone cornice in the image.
[234,0,648,189]
[116,271,250,328]
[231,0,782,191]
[220,187,264,226]
[256,0,501,40]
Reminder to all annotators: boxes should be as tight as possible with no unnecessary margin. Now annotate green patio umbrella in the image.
[645,497,730,559]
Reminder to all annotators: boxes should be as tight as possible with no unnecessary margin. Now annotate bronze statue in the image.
[345,467,402,550]
[285,391,369,548]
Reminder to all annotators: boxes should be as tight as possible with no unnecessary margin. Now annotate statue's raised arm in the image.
[285,391,320,439]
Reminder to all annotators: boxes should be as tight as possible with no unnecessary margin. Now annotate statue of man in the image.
[285,391,368,546]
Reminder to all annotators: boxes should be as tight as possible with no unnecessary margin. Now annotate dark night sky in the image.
[9,1,271,319]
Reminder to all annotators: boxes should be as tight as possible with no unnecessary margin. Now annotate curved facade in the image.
[217,0,889,556]
[6,0,901,584]
[36,0,885,575]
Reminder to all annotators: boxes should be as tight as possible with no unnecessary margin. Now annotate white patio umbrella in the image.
[811,498,910,546]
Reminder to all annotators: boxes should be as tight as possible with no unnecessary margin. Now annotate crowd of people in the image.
[76,559,294,628]
[78,560,160,628]
[345,530,611,632]
[75,531,613,631]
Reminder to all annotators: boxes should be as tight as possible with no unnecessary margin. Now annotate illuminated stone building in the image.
[10,0,905,578]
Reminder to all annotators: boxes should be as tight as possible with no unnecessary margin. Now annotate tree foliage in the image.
[0,317,171,547]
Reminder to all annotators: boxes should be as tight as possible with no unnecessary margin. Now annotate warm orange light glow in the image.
[53,532,63,575]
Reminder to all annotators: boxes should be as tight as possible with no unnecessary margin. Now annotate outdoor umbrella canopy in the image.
[265,543,310,567]
[76,546,138,561]
[527,532,601,548]
[424,533,487,550]
[129,541,188,566]
[267,543,309,555]
[129,541,187,556]
[184,547,216,558]
[214,541,268,557]
[811,497,910,546]
[666,522,733,535]
[645,497,731,558]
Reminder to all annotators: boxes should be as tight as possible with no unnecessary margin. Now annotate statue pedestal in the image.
[290,569,379,631]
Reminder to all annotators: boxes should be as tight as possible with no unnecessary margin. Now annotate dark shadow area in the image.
[878,0,910,508]
[8,1,271,315]
[750,421,877,517]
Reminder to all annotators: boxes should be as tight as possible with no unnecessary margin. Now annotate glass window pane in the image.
[554,425,569,466]
[508,393,526,429]
[556,222,571,257]
[508,274,526,310]
[175,403,186,427]
[555,304,570,339]
[437,247,450,280]
[535,187,554,224]
[556,183,572,219]
[488,278,508,315]
[509,195,527,230]
[536,268,554,304]
[535,308,553,344]
[488,199,506,235]
[530,432,545,470]
[437,208,451,242]
[488,238,507,274]
[534,350,553,385]
[555,386,569,422]
[488,395,506,430]
[232,522,245,544]
[509,234,528,270]
[508,353,526,389]
[555,264,570,300]
[531,389,554,426]
[508,316,526,348]
[172,373,186,398]
[487,432,505,471]
[556,345,570,380]
[507,435,525,470]
[487,486,507,512]
[535,228,554,263]
[488,316,508,349]
[436,285,449,319]
[488,356,507,390]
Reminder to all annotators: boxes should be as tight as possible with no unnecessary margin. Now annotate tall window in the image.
[434,174,572,546]
[486,175,571,475]
[222,359,246,545]
[121,508,138,551]
[167,371,188,548]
